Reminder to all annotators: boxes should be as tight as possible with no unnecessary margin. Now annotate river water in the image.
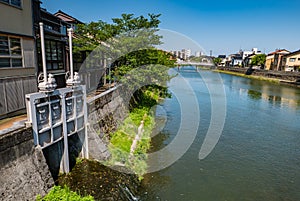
[139,67,300,201]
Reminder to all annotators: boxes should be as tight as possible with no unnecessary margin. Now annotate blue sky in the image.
[43,0,300,56]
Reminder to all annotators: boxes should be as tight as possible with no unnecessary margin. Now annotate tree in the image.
[73,14,176,177]
[74,13,175,97]
[213,58,222,66]
[73,13,175,90]
[73,13,162,54]
[250,54,266,67]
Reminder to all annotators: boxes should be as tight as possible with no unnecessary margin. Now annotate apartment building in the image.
[265,49,290,71]
[282,50,300,72]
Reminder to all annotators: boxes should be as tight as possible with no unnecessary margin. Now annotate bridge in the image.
[175,61,215,67]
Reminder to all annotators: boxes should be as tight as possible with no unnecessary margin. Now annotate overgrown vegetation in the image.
[58,159,141,200]
[108,86,170,179]
[36,185,94,201]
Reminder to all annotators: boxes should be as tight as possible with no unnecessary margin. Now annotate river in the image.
[139,67,300,201]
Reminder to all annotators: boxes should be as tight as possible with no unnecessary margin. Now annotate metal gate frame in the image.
[25,85,88,173]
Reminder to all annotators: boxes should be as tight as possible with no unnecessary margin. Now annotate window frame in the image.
[0,35,23,69]
[37,39,65,71]
[0,0,22,8]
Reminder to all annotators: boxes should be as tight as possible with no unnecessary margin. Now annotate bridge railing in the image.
[175,61,215,66]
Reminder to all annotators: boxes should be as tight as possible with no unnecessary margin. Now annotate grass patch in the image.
[108,87,166,179]
[214,69,280,83]
[36,185,94,201]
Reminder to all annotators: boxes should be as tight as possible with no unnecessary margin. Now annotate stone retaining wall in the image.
[0,128,54,201]
[87,86,129,161]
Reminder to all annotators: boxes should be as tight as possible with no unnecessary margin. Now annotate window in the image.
[37,39,64,71]
[61,25,67,35]
[289,58,296,62]
[0,35,22,68]
[0,0,21,7]
[298,58,300,61]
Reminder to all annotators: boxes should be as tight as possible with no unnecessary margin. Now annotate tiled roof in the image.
[284,49,300,57]
[268,49,290,56]
[54,10,83,24]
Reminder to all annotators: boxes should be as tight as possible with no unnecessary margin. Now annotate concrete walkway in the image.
[0,114,27,135]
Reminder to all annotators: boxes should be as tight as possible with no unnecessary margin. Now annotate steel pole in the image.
[39,22,47,83]
[68,28,74,81]
[108,58,111,88]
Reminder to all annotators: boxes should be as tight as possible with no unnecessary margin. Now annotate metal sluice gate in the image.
[24,23,89,173]
[25,85,88,173]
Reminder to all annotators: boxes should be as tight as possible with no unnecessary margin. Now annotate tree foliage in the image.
[213,57,222,66]
[251,54,266,67]
[74,13,174,83]
[75,13,175,96]
[113,49,174,78]
[73,13,162,53]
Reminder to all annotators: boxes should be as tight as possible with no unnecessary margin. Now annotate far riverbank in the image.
[215,67,300,87]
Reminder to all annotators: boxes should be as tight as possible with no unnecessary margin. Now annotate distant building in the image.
[185,49,191,58]
[282,49,300,72]
[244,54,257,67]
[240,50,253,60]
[181,49,191,60]
[176,51,182,59]
[265,49,290,71]
[0,0,37,118]
[240,48,262,59]
[228,48,263,68]
[218,55,226,66]
[170,49,191,60]
[225,53,243,67]
[231,54,243,67]
[195,51,202,57]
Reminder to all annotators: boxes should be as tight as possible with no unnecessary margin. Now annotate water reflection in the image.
[225,74,300,110]
[247,89,262,100]
[140,70,300,201]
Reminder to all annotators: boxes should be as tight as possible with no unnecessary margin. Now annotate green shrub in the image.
[36,185,94,201]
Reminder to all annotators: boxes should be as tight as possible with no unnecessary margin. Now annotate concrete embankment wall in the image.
[217,67,300,82]
[0,86,128,200]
